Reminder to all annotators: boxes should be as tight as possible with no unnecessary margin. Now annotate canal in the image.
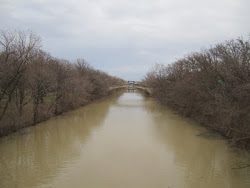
[0,90,250,188]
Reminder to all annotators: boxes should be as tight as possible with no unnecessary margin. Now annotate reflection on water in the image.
[0,91,249,188]
[145,100,250,187]
[126,87,136,93]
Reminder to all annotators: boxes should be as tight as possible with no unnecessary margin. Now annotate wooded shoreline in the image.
[0,30,124,137]
[144,37,250,150]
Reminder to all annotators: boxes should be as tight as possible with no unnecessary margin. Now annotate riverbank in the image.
[0,88,125,137]
[0,30,124,137]
[144,37,250,150]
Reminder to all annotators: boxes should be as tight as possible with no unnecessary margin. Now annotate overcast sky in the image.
[0,0,249,80]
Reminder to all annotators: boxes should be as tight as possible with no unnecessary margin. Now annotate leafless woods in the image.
[0,30,124,136]
[144,37,250,149]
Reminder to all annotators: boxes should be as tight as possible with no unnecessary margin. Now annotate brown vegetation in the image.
[144,38,250,149]
[0,30,124,136]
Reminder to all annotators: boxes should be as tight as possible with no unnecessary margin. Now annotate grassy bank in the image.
[144,37,250,150]
[0,30,124,136]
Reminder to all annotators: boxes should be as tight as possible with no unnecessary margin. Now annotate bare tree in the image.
[0,30,41,119]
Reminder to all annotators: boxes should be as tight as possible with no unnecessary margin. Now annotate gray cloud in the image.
[1,0,250,80]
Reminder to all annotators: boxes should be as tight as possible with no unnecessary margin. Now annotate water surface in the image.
[0,90,250,188]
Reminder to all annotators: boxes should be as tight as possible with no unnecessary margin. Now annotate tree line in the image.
[144,37,250,149]
[0,30,124,136]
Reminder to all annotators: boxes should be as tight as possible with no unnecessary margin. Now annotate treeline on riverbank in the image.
[0,30,124,136]
[144,37,250,149]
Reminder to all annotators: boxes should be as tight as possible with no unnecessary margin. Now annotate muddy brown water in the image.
[0,90,250,188]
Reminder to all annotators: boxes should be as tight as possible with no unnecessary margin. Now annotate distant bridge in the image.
[109,83,152,96]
